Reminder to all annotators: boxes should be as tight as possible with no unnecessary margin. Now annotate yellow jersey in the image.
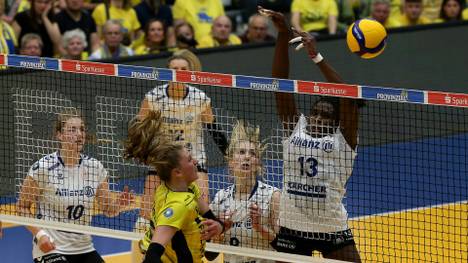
[197,34,242,48]
[0,21,17,54]
[172,0,225,41]
[291,0,338,32]
[422,0,443,22]
[92,4,141,34]
[396,14,431,26]
[141,183,205,263]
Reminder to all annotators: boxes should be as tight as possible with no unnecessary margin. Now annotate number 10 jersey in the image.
[27,151,108,258]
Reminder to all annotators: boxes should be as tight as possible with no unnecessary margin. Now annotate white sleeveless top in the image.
[279,115,356,233]
[146,84,211,169]
[211,180,278,263]
[28,151,108,258]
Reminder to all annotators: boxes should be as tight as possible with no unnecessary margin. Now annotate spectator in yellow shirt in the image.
[422,0,443,21]
[197,15,241,48]
[370,0,402,28]
[92,0,141,44]
[464,8,468,19]
[0,0,17,54]
[290,0,338,35]
[172,0,225,42]
[134,19,174,55]
[389,0,403,20]
[397,0,431,26]
[435,0,464,22]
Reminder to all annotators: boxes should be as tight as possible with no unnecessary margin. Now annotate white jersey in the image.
[27,151,108,258]
[210,180,278,263]
[146,84,211,168]
[279,115,356,233]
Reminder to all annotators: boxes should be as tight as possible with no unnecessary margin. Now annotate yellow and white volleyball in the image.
[346,19,387,59]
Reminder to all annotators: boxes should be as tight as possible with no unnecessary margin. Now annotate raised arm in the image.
[259,7,298,130]
[339,98,359,150]
[291,29,359,149]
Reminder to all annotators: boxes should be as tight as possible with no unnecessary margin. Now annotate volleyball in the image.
[346,19,387,59]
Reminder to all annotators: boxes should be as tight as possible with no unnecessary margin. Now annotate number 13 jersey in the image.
[279,114,356,233]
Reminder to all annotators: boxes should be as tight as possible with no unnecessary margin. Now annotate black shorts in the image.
[33,251,104,263]
[271,227,355,256]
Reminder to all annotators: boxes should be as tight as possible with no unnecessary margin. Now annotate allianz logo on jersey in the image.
[290,136,334,152]
[232,217,253,229]
[55,186,95,197]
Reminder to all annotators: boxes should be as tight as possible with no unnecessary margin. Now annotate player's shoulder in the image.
[214,184,234,200]
[146,84,168,100]
[80,154,105,169]
[186,85,209,100]
[257,180,279,193]
[32,152,60,171]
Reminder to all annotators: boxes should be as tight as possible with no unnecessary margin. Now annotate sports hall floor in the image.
[1,134,467,262]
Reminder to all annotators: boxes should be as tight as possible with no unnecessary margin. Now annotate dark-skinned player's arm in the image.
[289,28,360,149]
[259,6,297,131]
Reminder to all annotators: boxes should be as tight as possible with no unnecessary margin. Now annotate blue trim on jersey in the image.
[57,151,65,167]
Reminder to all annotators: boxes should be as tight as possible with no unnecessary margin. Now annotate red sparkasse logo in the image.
[61,60,115,76]
[428,91,468,107]
[176,71,232,87]
[297,81,358,98]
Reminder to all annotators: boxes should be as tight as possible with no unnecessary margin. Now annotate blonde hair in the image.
[227,120,266,174]
[168,49,202,71]
[124,110,183,181]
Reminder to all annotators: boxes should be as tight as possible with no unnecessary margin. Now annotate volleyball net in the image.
[0,55,466,262]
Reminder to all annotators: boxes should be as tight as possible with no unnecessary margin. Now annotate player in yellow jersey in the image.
[124,110,224,263]
[132,49,227,263]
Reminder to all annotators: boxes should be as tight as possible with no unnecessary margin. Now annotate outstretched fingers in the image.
[258,6,289,33]
[289,28,318,57]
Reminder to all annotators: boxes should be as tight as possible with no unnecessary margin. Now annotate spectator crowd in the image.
[0,0,467,60]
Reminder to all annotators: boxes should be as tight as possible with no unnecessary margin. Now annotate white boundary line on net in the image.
[0,214,347,263]
[1,54,468,108]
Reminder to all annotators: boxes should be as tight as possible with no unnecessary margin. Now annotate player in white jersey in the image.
[210,121,280,263]
[260,7,362,262]
[17,108,134,263]
[132,50,227,263]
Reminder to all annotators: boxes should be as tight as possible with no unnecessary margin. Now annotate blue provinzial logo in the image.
[163,208,174,218]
